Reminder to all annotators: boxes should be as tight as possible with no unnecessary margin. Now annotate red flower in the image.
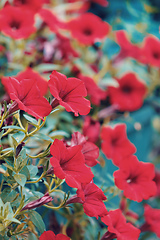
[78,73,107,106]
[101,209,140,240]
[140,36,160,67]
[114,155,157,202]
[2,68,48,97]
[82,116,100,143]
[50,139,94,189]
[7,77,51,120]
[0,5,36,39]
[48,33,79,62]
[92,0,108,6]
[101,124,136,166]
[141,204,160,238]
[48,71,91,116]
[12,0,44,12]
[68,13,110,45]
[115,30,141,62]
[71,132,99,167]
[39,8,66,33]
[40,230,70,240]
[153,170,160,197]
[108,73,147,112]
[66,182,107,219]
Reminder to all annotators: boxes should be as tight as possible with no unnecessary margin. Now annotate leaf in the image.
[49,130,69,138]
[34,133,53,142]
[27,165,38,178]
[23,114,38,126]
[14,149,28,172]
[27,233,37,240]
[2,126,22,131]
[0,188,17,203]
[34,63,61,72]
[19,166,30,179]
[14,174,27,187]
[28,210,46,234]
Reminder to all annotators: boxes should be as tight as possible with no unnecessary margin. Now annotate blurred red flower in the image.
[50,139,94,189]
[12,0,44,12]
[66,182,107,219]
[0,5,36,39]
[68,13,110,45]
[153,170,160,197]
[108,73,147,112]
[48,71,91,116]
[140,36,160,67]
[71,132,99,167]
[82,116,100,143]
[7,77,51,119]
[40,230,70,240]
[115,30,141,62]
[101,209,140,240]
[2,68,48,97]
[101,124,136,166]
[39,8,66,32]
[142,204,160,238]
[114,155,157,202]
[78,73,107,106]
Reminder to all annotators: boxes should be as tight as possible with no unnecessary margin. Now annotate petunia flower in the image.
[114,155,157,202]
[78,73,107,106]
[70,132,99,167]
[140,204,160,238]
[40,230,70,240]
[101,209,140,240]
[12,0,44,12]
[0,5,36,39]
[115,30,142,62]
[67,13,110,45]
[140,36,160,67]
[101,124,136,166]
[107,73,147,112]
[2,67,48,97]
[50,139,94,189]
[66,182,107,219]
[21,193,53,211]
[7,77,52,120]
[48,71,91,116]
[82,116,100,143]
[39,8,66,33]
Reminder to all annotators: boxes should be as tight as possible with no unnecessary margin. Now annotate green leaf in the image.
[0,188,17,203]
[27,233,37,240]
[33,63,61,72]
[2,126,22,130]
[49,130,69,138]
[27,165,38,178]
[19,166,30,179]
[28,210,46,234]
[34,133,53,142]
[14,149,28,172]
[14,174,26,187]
[23,114,38,126]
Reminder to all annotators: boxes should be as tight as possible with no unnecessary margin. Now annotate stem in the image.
[26,172,46,184]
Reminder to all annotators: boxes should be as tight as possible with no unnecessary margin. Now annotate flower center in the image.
[121,85,132,93]
[127,176,137,184]
[83,28,92,36]
[10,21,21,30]
[153,52,160,59]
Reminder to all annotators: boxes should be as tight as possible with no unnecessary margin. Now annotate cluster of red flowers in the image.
[115,30,160,67]
[0,1,159,239]
[101,124,157,202]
